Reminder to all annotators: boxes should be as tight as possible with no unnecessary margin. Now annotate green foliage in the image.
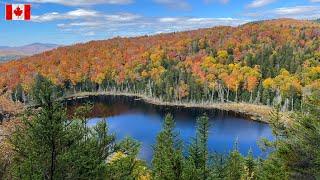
[7,75,142,179]
[106,137,149,180]
[4,19,320,114]
[152,114,184,180]
[224,143,244,180]
[3,76,320,180]
[241,149,256,180]
[183,115,210,180]
[12,84,23,102]
[209,154,227,179]
[31,75,63,105]
[256,153,289,180]
[257,90,320,179]
[275,92,320,179]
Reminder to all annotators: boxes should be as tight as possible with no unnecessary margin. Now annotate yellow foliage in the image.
[198,38,207,49]
[142,51,151,60]
[279,68,290,76]
[107,151,151,180]
[217,50,228,59]
[201,56,217,70]
[150,66,166,84]
[263,78,274,89]
[264,69,302,96]
[150,49,164,67]
[93,72,106,84]
[108,152,126,163]
[141,70,149,78]
[208,81,216,90]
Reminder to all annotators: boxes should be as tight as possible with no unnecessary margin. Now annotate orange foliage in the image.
[0,19,319,92]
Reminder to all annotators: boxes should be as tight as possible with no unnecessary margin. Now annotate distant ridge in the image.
[0,43,60,62]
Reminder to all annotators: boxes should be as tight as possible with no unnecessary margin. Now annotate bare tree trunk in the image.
[291,96,294,111]
[235,89,238,102]
[227,88,230,102]
[218,84,225,103]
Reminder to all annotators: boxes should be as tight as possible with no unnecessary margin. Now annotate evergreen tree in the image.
[256,154,288,180]
[152,114,184,180]
[225,142,244,180]
[210,153,227,179]
[273,91,320,179]
[9,75,70,179]
[241,149,256,180]
[183,115,210,180]
[258,90,320,179]
[7,75,127,179]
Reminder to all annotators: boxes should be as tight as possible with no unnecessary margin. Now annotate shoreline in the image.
[63,91,273,123]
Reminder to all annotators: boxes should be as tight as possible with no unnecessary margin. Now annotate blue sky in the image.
[0,0,320,46]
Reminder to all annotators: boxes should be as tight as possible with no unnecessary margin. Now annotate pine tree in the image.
[183,115,210,180]
[258,90,320,179]
[152,114,184,180]
[9,75,69,179]
[274,91,320,179]
[256,154,288,180]
[241,149,255,180]
[210,153,227,179]
[8,75,121,179]
[225,142,244,180]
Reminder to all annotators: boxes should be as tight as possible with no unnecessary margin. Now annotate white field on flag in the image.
[5,4,31,20]
[12,4,25,20]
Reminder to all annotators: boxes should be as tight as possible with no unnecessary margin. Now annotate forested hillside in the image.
[1,18,320,110]
[0,43,59,63]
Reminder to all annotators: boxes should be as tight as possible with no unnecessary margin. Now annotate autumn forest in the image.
[0,19,319,112]
[1,18,320,179]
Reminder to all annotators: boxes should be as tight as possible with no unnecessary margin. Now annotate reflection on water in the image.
[67,95,273,162]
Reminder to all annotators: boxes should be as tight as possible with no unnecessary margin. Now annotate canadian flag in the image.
[6,4,31,20]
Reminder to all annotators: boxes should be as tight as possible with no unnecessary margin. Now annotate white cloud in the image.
[310,0,320,2]
[154,0,191,10]
[84,31,96,36]
[32,9,140,23]
[105,13,141,22]
[57,22,104,27]
[21,0,133,6]
[158,17,180,23]
[66,9,99,17]
[32,9,99,22]
[32,8,250,39]
[274,6,319,15]
[247,0,276,8]
[58,16,248,34]
[59,16,248,38]
[246,5,320,19]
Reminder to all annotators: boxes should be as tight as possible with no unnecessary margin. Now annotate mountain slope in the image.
[0,43,60,62]
[0,18,319,108]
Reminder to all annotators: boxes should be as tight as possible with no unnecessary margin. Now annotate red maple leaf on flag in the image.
[14,6,23,17]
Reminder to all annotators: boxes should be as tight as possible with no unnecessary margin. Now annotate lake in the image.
[67,95,273,162]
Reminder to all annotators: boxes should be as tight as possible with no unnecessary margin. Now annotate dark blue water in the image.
[68,95,273,162]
